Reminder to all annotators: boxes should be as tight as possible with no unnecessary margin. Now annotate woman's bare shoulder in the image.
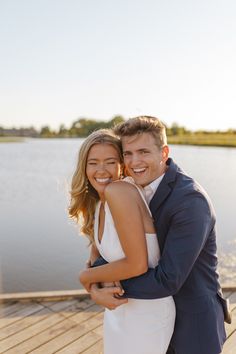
[104,179,140,198]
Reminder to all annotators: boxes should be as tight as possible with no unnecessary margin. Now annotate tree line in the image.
[1,115,236,138]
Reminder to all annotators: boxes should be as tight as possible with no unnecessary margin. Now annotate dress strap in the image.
[122,177,153,218]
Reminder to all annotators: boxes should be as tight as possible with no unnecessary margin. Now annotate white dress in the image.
[94,183,176,354]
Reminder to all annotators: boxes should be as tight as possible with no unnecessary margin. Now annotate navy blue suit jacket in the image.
[94,158,226,354]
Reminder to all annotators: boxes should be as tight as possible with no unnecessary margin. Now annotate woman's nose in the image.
[97,163,106,172]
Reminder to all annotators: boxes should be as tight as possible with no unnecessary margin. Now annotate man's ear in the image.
[162,145,169,162]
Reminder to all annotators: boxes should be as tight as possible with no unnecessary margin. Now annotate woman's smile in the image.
[86,143,122,200]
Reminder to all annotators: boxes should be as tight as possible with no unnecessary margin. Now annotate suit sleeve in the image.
[120,193,214,299]
[92,256,108,267]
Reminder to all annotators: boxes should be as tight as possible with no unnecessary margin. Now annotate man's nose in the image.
[129,154,141,165]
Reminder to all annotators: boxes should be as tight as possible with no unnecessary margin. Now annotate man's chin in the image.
[130,175,147,187]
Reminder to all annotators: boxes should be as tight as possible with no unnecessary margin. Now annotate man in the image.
[90,116,226,354]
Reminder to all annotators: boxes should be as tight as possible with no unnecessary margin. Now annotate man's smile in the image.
[132,167,147,174]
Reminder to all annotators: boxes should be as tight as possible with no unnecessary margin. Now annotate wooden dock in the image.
[0,287,235,354]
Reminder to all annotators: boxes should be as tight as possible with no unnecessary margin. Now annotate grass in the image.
[0,136,25,143]
[168,133,236,148]
[1,134,236,147]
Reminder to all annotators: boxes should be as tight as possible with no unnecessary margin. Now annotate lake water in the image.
[0,139,236,293]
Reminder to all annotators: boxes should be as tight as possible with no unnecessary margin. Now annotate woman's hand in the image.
[79,268,125,296]
[101,281,124,298]
[90,283,128,310]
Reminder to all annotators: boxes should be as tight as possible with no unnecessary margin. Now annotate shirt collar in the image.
[144,173,165,202]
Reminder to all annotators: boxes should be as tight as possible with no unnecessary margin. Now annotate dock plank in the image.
[1,303,102,353]
[56,330,102,354]
[0,307,52,341]
[0,303,44,330]
[222,331,236,354]
[228,292,236,309]
[0,302,24,318]
[82,339,103,354]
[225,305,236,337]
[4,317,77,354]
[48,298,94,317]
[0,311,66,352]
[0,288,235,354]
[68,304,102,324]
[30,312,103,354]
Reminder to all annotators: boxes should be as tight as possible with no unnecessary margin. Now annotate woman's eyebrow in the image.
[87,157,118,161]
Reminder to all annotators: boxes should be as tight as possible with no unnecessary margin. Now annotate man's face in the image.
[122,132,169,187]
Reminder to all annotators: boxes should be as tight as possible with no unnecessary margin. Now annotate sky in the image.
[1,0,236,131]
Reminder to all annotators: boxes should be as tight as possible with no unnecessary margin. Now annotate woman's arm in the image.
[79,181,148,290]
[88,243,119,289]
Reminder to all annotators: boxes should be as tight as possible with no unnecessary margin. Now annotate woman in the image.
[69,129,175,354]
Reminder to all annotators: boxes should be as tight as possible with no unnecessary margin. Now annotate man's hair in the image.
[113,116,167,148]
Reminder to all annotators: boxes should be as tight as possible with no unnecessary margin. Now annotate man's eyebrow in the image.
[123,148,150,153]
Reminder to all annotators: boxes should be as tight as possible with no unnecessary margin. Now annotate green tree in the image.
[58,124,68,137]
[40,126,55,138]
[109,115,125,128]
[69,116,125,137]
[70,118,100,137]
[169,122,189,135]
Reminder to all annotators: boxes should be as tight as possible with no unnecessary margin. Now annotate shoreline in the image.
[0,136,25,143]
[1,135,236,148]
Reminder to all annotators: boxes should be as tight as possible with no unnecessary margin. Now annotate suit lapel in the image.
[149,158,178,215]
[149,158,179,253]
[149,183,171,214]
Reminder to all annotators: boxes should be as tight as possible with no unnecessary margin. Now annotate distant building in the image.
[0,127,39,137]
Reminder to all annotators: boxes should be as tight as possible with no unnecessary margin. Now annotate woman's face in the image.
[86,143,122,201]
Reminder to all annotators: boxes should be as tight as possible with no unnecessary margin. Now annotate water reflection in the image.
[0,139,235,292]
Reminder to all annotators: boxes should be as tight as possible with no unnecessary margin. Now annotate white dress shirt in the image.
[143,173,165,203]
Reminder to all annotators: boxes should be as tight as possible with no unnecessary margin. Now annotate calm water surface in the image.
[0,139,236,292]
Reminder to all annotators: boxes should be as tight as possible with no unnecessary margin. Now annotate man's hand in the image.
[90,284,128,310]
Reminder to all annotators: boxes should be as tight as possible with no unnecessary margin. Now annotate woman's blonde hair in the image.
[68,129,123,243]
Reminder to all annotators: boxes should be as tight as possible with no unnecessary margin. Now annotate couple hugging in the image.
[69,116,228,354]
